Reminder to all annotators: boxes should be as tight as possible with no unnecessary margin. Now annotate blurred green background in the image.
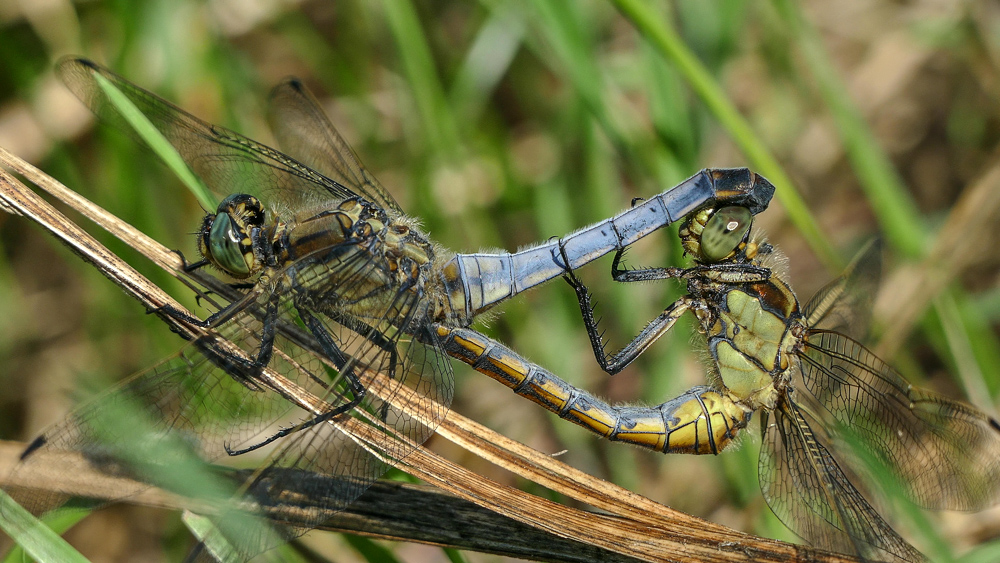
[2,0,1000,561]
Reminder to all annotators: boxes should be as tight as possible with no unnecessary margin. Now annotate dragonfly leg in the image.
[683,262,770,283]
[224,390,364,456]
[154,281,268,329]
[562,245,770,376]
[561,247,693,374]
[609,247,685,283]
[226,307,370,456]
[607,246,770,285]
[166,247,208,272]
[295,306,370,403]
[299,306,403,423]
[321,310,400,379]
[192,289,281,389]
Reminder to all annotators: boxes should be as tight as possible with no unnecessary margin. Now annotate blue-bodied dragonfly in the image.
[558,203,1000,561]
[4,58,774,558]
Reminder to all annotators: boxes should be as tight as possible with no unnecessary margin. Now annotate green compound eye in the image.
[208,212,251,276]
[700,206,752,262]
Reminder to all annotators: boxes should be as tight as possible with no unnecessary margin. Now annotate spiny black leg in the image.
[151,302,210,327]
[223,306,371,456]
[191,290,281,389]
[296,306,349,368]
[251,290,280,370]
[294,304,401,384]
[154,286,263,329]
[296,306,368,402]
[224,390,363,456]
[300,261,412,381]
[292,301,403,424]
[183,258,209,272]
[189,285,252,310]
[323,310,400,380]
[683,262,771,283]
[167,248,207,273]
[610,248,685,283]
[559,241,614,372]
[559,242,693,374]
[193,338,265,392]
[572,279,693,374]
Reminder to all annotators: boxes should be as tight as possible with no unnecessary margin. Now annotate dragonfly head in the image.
[198,193,267,279]
[680,206,756,264]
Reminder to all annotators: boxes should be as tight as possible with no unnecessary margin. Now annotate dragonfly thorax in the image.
[266,197,440,324]
[674,205,804,411]
[331,199,436,276]
[683,242,804,411]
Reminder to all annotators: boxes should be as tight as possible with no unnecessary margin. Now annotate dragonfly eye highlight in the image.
[700,206,752,262]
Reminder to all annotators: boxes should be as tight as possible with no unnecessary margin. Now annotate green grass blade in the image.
[765,0,1000,412]
[449,5,525,125]
[770,0,925,259]
[957,539,1000,563]
[92,71,217,211]
[444,547,469,563]
[529,1,636,161]
[380,0,461,157]
[183,511,241,563]
[182,511,285,563]
[0,490,90,563]
[343,534,403,563]
[611,0,839,269]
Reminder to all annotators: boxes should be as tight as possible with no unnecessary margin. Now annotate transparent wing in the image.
[4,329,297,517]
[212,244,454,555]
[759,398,925,563]
[6,237,454,559]
[803,239,882,340]
[268,79,402,214]
[799,330,1000,511]
[56,57,357,212]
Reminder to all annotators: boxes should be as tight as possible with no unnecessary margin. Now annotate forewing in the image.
[4,329,296,517]
[212,250,454,555]
[199,245,451,556]
[758,399,925,563]
[7,237,454,559]
[268,79,402,214]
[56,57,357,211]
[800,330,1000,511]
[803,239,882,340]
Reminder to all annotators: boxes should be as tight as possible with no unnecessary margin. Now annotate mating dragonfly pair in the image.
[6,58,1000,562]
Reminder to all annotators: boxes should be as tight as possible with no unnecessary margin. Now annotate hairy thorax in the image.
[274,197,440,324]
[690,259,805,412]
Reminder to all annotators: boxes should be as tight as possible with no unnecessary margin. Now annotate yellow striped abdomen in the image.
[436,326,750,454]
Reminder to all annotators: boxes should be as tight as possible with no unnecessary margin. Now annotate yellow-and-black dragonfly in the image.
[561,204,1000,562]
[5,59,774,558]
